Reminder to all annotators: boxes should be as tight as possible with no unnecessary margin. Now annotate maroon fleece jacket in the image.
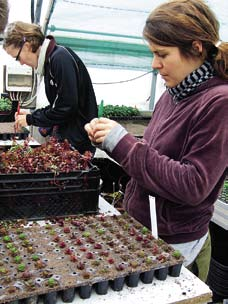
[111,76,228,244]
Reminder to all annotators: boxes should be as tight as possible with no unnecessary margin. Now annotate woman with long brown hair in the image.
[85,0,228,281]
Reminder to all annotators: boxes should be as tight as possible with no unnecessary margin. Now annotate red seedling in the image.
[71,220,81,227]
[70,255,77,263]
[79,247,87,252]
[94,243,102,249]
[63,227,70,233]
[107,241,114,247]
[152,245,159,255]
[58,220,64,227]
[99,251,109,257]
[86,252,94,259]
[136,235,143,242]
[87,237,95,244]
[77,262,85,270]
[75,238,83,246]
[59,241,66,248]
[53,236,60,242]
[64,248,72,255]
[21,271,33,280]
[116,263,125,271]
[69,233,77,239]
[79,225,85,231]
[129,227,136,236]
[108,258,114,264]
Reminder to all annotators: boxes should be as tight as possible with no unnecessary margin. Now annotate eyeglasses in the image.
[15,39,26,61]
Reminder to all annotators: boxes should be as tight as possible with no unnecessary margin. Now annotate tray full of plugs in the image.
[0,213,184,304]
[0,137,100,220]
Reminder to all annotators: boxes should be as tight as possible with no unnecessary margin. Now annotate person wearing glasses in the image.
[85,0,228,282]
[3,21,98,155]
[0,0,8,33]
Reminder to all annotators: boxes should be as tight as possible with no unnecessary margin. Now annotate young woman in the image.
[3,21,98,154]
[85,0,228,281]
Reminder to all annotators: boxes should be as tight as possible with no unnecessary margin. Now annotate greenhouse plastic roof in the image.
[45,0,228,71]
[48,0,157,37]
[45,0,167,71]
[5,0,228,71]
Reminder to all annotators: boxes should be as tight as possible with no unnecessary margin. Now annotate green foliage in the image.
[102,104,140,118]
[141,226,149,234]
[47,277,58,287]
[172,250,181,259]
[224,179,228,191]
[17,263,26,272]
[14,256,22,264]
[0,97,12,112]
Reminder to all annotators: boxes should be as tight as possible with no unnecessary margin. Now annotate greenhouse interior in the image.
[0,1,227,304]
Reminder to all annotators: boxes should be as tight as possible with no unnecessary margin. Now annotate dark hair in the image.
[0,0,9,33]
[3,21,45,52]
[143,0,228,79]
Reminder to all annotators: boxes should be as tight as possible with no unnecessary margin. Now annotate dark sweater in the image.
[27,38,98,154]
[111,76,228,244]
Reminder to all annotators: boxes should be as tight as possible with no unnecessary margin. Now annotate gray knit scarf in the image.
[168,61,214,102]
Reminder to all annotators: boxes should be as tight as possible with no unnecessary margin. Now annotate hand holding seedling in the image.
[85,117,118,144]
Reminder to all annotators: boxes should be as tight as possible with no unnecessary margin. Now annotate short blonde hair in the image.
[3,21,44,52]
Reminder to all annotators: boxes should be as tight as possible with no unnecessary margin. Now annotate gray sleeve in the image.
[101,124,128,153]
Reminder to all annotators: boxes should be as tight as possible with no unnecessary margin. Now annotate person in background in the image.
[85,0,228,281]
[0,0,8,33]
[3,21,98,155]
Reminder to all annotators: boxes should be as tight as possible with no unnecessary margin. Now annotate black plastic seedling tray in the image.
[0,167,100,220]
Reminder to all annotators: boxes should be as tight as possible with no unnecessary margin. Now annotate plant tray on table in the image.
[0,213,184,304]
[0,137,100,220]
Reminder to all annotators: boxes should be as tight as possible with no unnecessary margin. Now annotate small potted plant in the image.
[0,97,15,122]
[0,97,12,113]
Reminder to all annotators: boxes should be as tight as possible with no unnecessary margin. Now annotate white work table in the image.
[55,197,212,304]
[0,138,40,147]
[55,266,212,304]
[212,198,228,230]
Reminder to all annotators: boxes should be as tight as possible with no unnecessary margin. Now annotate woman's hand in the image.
[14,109,28,120]
[15,114,28,131]
[85,117,118,143]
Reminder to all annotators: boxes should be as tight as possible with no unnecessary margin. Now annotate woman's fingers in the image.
[84,123,93,135]
[85,118,118,143]
[92,129,108,142]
